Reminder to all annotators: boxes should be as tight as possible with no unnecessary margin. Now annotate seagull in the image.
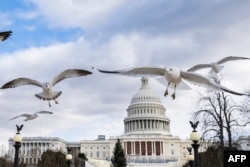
[187,56,250,73]
[9,111,53,122]
[1,69,92,107]
[0,31,12,42]
[96,66,248,99]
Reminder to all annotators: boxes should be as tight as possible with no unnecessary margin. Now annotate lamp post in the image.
[66,147,72,167]
[13,125,23,167]
[187,147,194,167]
[189,121,200,167]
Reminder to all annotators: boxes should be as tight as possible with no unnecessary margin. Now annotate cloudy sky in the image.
[1,0,250,152]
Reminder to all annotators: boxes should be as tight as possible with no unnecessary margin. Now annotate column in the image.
[133,142,135,155]
[139,141,141,155]
[151,141,153,155]
[152,141,155,155]
[124,142,127,155]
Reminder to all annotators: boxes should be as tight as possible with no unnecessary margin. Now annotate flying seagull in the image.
[187,56,250,73]
[96,66,248,99]
[9,111,53,122]
[1,69,92,107]
[0,31,12,42]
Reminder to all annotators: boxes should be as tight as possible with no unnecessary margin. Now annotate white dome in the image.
[124,77,172,136]
[130,77,162,105]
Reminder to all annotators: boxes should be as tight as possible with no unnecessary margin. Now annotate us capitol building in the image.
[8,77,249,167]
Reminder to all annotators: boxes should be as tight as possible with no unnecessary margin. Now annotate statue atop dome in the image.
[140,77,150,89]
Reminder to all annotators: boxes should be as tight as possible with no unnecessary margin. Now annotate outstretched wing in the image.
[97,67,166,77]
[181,71,247,96]
[1,78,43,89]
[35,111,53,115]
[0,31,12,42]
[51,69,92,86]
[9,114,31,121]
[187,64,211,72]
[217,56,250,64]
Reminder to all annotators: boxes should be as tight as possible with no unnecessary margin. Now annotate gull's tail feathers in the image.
[35,91,62,101]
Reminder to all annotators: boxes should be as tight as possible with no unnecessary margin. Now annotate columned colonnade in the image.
[124,141,164,156]
[124,119,169,132]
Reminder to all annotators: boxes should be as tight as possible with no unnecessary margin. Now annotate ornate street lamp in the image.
[189,121,200,167]
[13,125,23,167]
[187,147,194,167]
[66,147,72,167]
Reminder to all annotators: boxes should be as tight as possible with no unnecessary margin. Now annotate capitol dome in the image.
[130,77,162,105]
[124,77,172,136]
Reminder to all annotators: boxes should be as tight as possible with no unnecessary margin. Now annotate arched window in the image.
[97,151,99,158]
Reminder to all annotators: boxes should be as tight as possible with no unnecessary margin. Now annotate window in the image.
[127,142,131,155]
[171,149,174,155]
[135,142,140,155]
[155,141,160,156]
[147,141,152,155]
[141,142,146,155]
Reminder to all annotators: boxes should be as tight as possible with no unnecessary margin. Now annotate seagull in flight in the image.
[187,56,250,73]
[0,31,12,42]
[9,111,53,122]
[96,66,248,99]
[1,69,92,107]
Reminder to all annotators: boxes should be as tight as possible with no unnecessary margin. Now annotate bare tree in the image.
[193,72,250,167]
[194,90,249,148]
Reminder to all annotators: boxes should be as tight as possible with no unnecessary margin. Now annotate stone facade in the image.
[8,77,247,167]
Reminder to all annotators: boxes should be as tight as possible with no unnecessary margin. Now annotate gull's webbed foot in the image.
[48,101,51,107]
[171,93,175,100]
[55,99,59,104]
[164,89,168,97]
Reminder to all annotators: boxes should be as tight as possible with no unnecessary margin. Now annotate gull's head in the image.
[165,67,181,82]
[166,67,180,75]
[43,83,52,90]
[211,62,219,73]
